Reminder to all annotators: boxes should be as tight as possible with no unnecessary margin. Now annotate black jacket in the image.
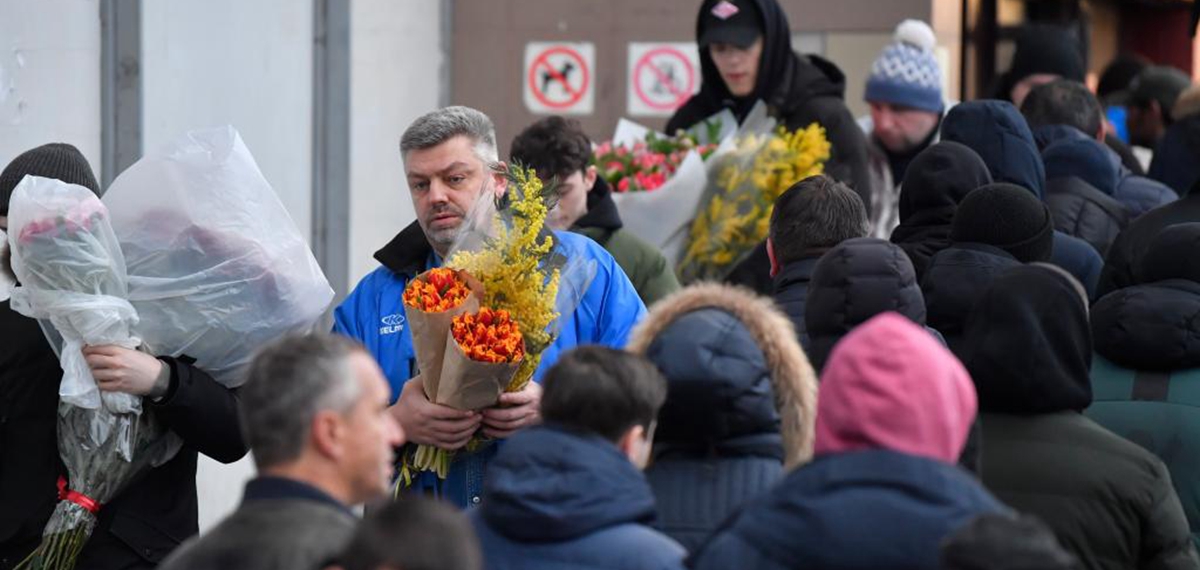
[769,255,820,350]
[1099,190,1200,297]
[803,238,925,372]
[890,141,993,281]
[0,301,247,570]
[921,242,1021,357]
[941,101,1104,297]
[665,0,870,207]
[1150,114,1200,198]
[1042,136,1130,256]
[960,265,1198,570]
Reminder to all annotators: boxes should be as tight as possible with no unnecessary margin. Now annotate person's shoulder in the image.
[607,229,668,264]
[584,523,687,566]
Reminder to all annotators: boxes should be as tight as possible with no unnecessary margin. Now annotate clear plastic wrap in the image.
[102,126,335,387]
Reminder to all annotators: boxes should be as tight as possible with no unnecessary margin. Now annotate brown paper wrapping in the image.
[435,329,524,411]
[405,269,483,400]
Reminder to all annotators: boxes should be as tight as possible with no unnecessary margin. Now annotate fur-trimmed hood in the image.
[627,283,818,468]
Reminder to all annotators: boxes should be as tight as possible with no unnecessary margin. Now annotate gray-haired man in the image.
[332,106,646,509]
[160,334,404,570]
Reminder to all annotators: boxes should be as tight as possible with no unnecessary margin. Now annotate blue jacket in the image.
[1150,114,1200,199]
[941,101,1103,296]
[472,426,686,570]
[688,450,1007,570]
[1034,124,1176,218]
[333,222,647,508]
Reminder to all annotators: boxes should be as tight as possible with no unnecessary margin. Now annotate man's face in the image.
[340,352,405,504]
[869,102,940,154]
[405,135,505,255]
[546,168,595,231]
[710,37,763,97]
[1126,103,1163,148]
[1010,73,1060,108]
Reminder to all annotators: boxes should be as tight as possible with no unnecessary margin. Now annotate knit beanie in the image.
[0,143,99,216]
[952,183,1055,262]
[865,20,943,113]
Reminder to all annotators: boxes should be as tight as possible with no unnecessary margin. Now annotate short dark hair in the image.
[241,333,366,469]
[509,116,592,180]
[1020,79,1104,138]
[540,346,668,443]
[331,497,482,570]
[768,174,870,266]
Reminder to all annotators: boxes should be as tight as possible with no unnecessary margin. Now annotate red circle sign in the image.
[527,46,590,109]
[633,47,696,111]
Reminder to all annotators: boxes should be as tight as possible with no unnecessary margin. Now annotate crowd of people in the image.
[4,0,1200,569]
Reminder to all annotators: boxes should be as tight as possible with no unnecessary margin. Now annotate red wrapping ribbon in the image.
[57,476,101,514]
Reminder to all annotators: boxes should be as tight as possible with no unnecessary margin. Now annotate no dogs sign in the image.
[524,42,595,115]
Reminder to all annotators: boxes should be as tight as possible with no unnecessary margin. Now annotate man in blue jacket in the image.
[333,106,647,509]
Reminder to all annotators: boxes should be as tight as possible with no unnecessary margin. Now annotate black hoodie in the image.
[890,142,993,281]
[666,0,871,205]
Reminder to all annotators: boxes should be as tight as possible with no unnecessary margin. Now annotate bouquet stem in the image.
[15,502,96,570]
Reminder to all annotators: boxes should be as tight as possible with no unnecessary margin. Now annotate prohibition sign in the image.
[633,46,696,111]
[527,46,590,110]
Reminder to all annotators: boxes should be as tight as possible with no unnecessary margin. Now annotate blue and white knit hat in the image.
[865,20,943,113]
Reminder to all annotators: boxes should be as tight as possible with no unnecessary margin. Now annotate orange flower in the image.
[451,307,525,364]
[403,268,471,312]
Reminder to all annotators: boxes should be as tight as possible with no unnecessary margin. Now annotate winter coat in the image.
[627,284,817,551]
[0,301,247,570]
[921,242,1021,356]
[1099,190,1200,297]
[803,238,927,372]
[1087,223,1200,547]
[574,177,680,307]
[666,0,871,207]
[333,221,646,508]
[941,101,1103,296]
[723,241,773,296]
[689,314,1005,570]
[1034,124,1177,218]
[769,255,820,349]
[1042,136,1131,256]
[471,426,686,570]
[960,265,1199,570]
[159,477,357,570]
[890,141,993,281]
[1150,114,1200,198]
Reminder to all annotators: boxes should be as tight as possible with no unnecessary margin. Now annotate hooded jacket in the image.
[1099,182,1200,297]
[890,141,993,280]
[921,242,1022,356]
[689,314,1005,570]
[626,284,817,551]
[803,238,928,371]
[1034,124,1177,217]
[1150,114,1200,198]
[960,265,1199,570]
[941,101,1104,296]
[769,255,821,348]
[666,0,871,206]
[1088,224,1200,547]
[573,178,680,306]
[470,426,686,570]
[1042,137,1131,256]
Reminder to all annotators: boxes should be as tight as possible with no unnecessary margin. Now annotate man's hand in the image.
[481,382,542,440]
[83,345,166,397]
[391,377,482,450]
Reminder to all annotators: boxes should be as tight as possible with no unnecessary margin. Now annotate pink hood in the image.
[814,312,977,464]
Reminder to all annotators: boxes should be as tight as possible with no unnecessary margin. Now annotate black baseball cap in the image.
[1129,65,1192,119]
[698,0,763,49]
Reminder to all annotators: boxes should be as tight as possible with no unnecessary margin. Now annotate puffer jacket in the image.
[689,314,1006,570]
[627,284,817,552]
[1088,223,1200,548]
[921,242,1021,356]
[1042,136,1130,256]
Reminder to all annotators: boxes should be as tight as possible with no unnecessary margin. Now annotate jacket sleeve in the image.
[148,357,248,464]
[637,250,681,307]
[1097,230,1135,299]
[1140,462,1200,570]
[798,96,874,213]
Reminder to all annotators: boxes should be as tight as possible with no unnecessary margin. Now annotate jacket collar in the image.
[242,476,352,515]
[374,221,434,277]
[772,255,822,294]
[573,177,623,232]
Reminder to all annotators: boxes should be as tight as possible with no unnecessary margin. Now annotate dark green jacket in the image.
[981,412,1198,570]
[573,177,679,307]
[1087,355,1200,551]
